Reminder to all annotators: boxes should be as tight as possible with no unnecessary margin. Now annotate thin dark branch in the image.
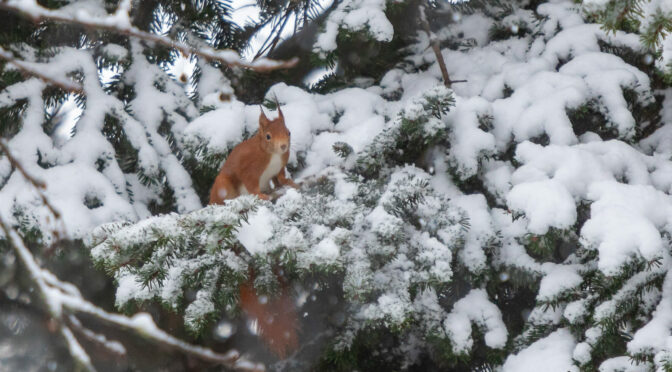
[419,4,467,88]
[65,315,126,357]
[254,10,292,60]
[0,218,96,371]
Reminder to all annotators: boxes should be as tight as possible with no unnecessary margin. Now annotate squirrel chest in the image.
[259,154,283,193]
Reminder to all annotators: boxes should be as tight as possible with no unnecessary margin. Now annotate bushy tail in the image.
[239,280,299,358]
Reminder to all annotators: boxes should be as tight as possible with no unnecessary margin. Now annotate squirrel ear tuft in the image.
[277,105,284,122]
[259,106,269,128]
[273,95,284,122]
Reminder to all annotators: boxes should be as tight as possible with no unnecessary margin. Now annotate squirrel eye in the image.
[266,133,271,140]
[288,130,291,136]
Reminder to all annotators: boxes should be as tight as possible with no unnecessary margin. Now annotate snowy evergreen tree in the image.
[5,0,672,371]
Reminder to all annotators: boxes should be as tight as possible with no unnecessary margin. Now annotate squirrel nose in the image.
[281,144,287,151]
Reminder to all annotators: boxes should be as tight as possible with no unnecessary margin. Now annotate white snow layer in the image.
[236,206,278,255]
[444,289,507,353]
[502,328,579,372]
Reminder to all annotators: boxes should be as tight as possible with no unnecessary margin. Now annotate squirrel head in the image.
[258,106,291,155]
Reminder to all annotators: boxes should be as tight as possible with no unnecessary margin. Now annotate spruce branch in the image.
[0,0,298,72]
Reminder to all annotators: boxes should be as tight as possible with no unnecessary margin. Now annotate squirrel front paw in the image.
[286,180,300,189]
[256,193,271,201]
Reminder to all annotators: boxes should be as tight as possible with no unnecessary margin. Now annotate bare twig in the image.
[419,5,466,88]
[254,11,292,60]
[65,315,127,357]
[0,1,297,72]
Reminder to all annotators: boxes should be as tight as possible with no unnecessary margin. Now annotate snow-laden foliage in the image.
[89,86,512,366]
[0,1,244,242]
[6,0,672,370]
[582,0,672,77]
[314,0,394,56]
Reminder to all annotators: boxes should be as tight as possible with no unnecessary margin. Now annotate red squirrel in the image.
[209,105,298,204]
[209,104,299,358]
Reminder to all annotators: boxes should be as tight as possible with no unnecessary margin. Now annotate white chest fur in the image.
[259,154,283,192]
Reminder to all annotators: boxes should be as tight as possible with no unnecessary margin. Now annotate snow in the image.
[583,0,672,73]
[183,101,250,153]
[450,13,494,47]
[61,326,93,369]
[236,206,277,255]
[573,341,592,365]
[581,182,671,275]
[564,298,589,324]
[444,289,507,353]
[185,271,219,331]
[115,272,154,308]
[416,232,452,280]
[628,271,672,358]
[2,221,251,370]
[446,96,496,178]
[362,292,410,326]
[501,329,579,372]
[451,194,494,273]
[508,178,577,235]
[537,264,582,301]
[599,357,650,372]
[366,205,404,241]
[559,52,652,138]
[314,0,393,55]
[313,237,341,265]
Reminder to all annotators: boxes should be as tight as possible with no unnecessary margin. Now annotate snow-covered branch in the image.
[0,0,298,72]
[0,47,83,93]
[0,139,66,242]
[0,219,96,371]
[0,218,264,371]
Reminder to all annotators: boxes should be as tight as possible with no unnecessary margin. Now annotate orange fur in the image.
[208,106,300,358]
